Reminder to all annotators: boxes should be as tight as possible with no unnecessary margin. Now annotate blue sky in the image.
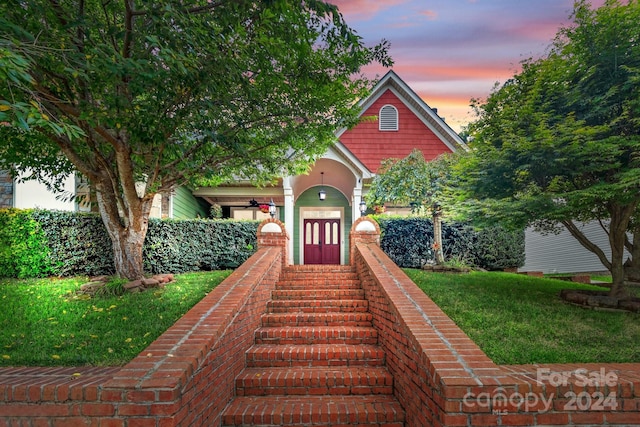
[332,0,605,132]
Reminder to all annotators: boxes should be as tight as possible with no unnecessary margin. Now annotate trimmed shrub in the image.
[0,209,523,277]
[0,208,52,278]
[32,210,114,277]
[472,225,526,270]
[0,209,259,278]
[376,216,524,270]
[143,218,258,274]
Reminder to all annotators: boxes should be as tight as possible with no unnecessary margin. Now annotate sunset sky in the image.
[332,0,605,132]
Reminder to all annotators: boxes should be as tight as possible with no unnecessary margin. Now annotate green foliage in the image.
[367,150,457,215]
[0,0,392,279]
[0,271,231,366]
[143,219,258,274]
[31,210,114,277]
[0,209,258,278]
[210,204,223,219]
[473,226,526,271]
[0,209,51,278]
[94,277,127,298]
[406,269,640,364]
[464,0,640,294]
[376,216,524,270]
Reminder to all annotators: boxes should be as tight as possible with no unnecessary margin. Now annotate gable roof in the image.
[332,70,468,173]
[350,70,467,150]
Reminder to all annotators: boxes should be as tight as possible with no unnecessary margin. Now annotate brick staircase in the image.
[221,265,405,427]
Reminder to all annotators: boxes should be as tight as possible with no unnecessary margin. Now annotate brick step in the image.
[279,271,358,281]
[275,279,362,290]
[261,312,373,327]
[235,366,394,396]
[245,344,386,367]
[221,395,405,426]
[282,265,355,274]
[254,326,378,345]
[267,299,369,313]
[272,289,365,300]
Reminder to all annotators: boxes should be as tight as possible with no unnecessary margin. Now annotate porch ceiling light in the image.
[359,199,367,216]
[268,198,276,218]
[318,172,326,201]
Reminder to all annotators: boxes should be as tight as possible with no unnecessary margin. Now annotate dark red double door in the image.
[304,219,340,264]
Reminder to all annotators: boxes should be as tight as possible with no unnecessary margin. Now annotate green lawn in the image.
[0,270,231,367]
[2,269,638,368]
[405,269,640,365]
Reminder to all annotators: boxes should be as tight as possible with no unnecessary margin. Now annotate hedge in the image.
[0,209,52,278]
[143,218,258,274]
[376,216,525,270]
[0,209,258,278]
[0,209,523,278]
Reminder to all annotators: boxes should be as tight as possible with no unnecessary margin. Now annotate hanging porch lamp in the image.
[318,172,326,201]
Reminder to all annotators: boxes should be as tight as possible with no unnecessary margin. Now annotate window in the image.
[379,104,398,131]
[231,208,272,220]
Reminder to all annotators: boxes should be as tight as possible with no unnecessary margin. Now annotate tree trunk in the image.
[624,231,639,284]
[563,214,633,299]
[94,183,152,280]
[608,207,632,299]
[433,213,444,265]
[109,227,147,280]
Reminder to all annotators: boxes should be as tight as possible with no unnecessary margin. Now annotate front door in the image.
[304,219,340,264]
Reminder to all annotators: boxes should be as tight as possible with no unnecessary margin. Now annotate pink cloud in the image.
[340,0,616,131]
[331,0,409,21]
[419,9,438,20]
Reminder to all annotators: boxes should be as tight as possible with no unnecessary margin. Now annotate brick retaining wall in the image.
[0,220,288,426]
[350,216,640,426]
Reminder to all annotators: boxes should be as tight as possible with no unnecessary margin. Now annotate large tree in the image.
[464,0,640,297]
[0,0,391,279]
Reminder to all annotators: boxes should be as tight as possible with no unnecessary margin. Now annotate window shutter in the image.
[379,105,398,131]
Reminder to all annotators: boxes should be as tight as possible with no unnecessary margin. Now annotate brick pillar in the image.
[257,218,290,269]
[349,216,381,265]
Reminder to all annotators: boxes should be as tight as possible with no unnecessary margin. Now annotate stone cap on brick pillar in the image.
[350,217,380,260]
[257,218,289,247]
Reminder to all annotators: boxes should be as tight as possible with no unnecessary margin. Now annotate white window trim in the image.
[379,104,399,131]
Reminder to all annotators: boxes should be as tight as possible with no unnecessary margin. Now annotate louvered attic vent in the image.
[379,104,398,131]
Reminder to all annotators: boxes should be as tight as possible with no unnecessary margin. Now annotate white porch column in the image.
[352,177,364,220]
[283,176,295,264]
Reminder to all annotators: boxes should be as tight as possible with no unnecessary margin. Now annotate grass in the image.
[2,268,638,368]
[404,269,640,365]
[0,270,231,367]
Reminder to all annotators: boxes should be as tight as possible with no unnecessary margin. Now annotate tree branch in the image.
[123,0,134,59]
[561,219,612,270]
[33,83,123,150]
[184,1,224,14]
[47,0,68,27]
[48,133,97,181]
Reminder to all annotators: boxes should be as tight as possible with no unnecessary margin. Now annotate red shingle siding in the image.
[341,90,453,172]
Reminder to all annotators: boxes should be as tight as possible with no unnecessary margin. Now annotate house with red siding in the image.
[2,70,618,273]
[195,70,468,265]
[0,70,467,265]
